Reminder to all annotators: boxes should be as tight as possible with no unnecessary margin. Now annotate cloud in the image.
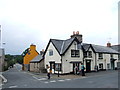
[0,0,119,54]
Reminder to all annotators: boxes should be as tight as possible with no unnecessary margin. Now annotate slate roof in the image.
[82,43,90,51]
[82,43,119,54]
[110,45,120,53]
[48,37,119,55]
[50,37,80,55]
[91,44,119,54]
[30,54,43,63]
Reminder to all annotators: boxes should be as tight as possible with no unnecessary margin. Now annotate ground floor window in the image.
[55,63,62,71]
[99,63,103,70]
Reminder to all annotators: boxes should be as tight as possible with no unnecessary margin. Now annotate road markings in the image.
[38,78,47,81]
[58,80,65,82]
[44,81,49,83]
[50,80,56,83]
[65,79,71,81]
[9,85,18,88]
[32,76,39,80]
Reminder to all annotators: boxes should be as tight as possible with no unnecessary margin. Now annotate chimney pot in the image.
[73,31,75,35]
[107,42,111,47]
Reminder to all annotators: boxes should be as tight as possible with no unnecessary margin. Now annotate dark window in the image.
[28,52,30,55]
[88,51,92,58]
[49,50,53,56]
[99,63,103,69]
[110,54,113,58]
[118,54,120,60]
[55,63,62,71]
[71,50,80,57]
[84,52,87,57]
[98,53,103,59]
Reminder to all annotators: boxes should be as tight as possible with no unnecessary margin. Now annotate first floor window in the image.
[88,51,92,58]
[49,50,53,56]
[71,50,80,57]
[110,54,113,58]
[98,53,103,59]
[55,63,62,71]
[118,54,120,60]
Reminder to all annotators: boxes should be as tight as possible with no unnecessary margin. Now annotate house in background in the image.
[0,48,5,72]
[110,44,120,69]
[82,43,118,72]
[30,49,45,73]
[23,44,39,71]
[44,31,119,74]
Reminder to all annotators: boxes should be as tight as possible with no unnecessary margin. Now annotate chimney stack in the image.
[107,42,111,47]
[71,31,82,43]
[73,31,75,35]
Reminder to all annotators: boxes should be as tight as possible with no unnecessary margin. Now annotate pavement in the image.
[25,69,118,80]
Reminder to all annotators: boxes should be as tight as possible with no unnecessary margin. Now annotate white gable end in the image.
[44,42,61,68]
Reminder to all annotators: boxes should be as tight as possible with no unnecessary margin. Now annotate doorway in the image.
[86,60,91,72]
[111,61,115,70]
[73,63,80,74]
[49,62,55,73]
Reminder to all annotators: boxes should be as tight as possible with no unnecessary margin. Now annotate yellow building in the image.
[23,44,39,71]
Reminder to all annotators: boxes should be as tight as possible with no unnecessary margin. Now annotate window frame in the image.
[49,49,53,56]
[88,51,92,58]
[55,63,62,71]
[98,53,103,59]
[71,50,80,57]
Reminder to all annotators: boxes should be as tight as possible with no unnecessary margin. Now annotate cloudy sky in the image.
[0,0,119,55]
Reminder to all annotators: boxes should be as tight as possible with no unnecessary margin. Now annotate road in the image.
[2,64,118,88]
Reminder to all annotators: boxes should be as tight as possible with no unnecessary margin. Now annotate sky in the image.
[0,0,119,55]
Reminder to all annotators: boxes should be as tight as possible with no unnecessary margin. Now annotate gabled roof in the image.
[30,54,43,63]
[82,43,119,54]
[110,45,120,53]
[91,44,119,54]
[44,37,80,56]
[82,43,90,51]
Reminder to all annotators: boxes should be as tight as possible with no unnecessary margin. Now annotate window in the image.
[110,54,113,58]
[88,51,92,58]
[99,63,103,69]
[49,50,53,56]
[98,53,103,59]
[28,52,30,55]
[118,54,120,60]
[71,50,80,57]
[55,63,62,71]
[84,52,87,57]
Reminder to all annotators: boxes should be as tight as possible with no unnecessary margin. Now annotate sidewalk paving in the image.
[25,70,118,80]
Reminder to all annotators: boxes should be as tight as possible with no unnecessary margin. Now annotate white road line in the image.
[9,85,18,88]
[65,79,71,81]
[50,80,56,83]
[44,82,49,83]
[38,78,47,81]
[32,76,39,80]
[58,80,65,82]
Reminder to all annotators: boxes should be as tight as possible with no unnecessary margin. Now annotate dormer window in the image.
[88,51,92,58]
[49,50,53,56]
